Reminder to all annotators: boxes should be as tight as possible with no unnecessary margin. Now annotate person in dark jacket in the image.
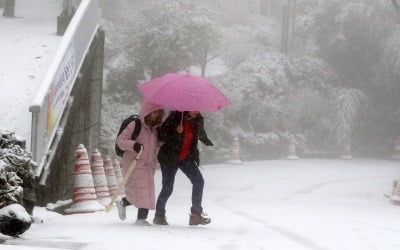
[153,111,213,226]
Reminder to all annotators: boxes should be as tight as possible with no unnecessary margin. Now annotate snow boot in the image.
[153,214,168,225]
[189,212,211,226]
[134,219,151,226]
[116,199,126,221]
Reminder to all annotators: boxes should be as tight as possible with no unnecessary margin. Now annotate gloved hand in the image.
[133,143,143,153]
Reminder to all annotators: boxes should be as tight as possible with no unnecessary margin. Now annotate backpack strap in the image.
[131,117,141,140]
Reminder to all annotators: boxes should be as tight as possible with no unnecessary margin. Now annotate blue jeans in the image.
[155,158,204,215]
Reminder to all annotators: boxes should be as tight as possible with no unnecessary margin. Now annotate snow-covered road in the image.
[2,159,400,250]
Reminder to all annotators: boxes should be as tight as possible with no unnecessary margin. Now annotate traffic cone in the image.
[390,179,400,205]
[104,155,118,197]
[65,144,105,214]
[112,159,124,195]
[90,148,111,207]
[392,136,400,159]
[340,144,353,160]
[228,136,242,164]
[392,179,398,196]
[286,134,299,160]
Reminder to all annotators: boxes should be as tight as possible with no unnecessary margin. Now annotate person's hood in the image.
[139,101,163,122]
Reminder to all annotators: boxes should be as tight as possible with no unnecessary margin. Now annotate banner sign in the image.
[47,45,76,131]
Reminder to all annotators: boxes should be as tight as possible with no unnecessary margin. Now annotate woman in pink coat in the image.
[116,102,164,226]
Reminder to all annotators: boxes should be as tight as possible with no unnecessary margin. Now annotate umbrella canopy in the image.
[138,73,230,112]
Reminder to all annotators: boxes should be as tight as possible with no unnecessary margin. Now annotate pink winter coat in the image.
[116,102,163,210]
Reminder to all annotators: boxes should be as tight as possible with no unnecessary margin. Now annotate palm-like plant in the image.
[334,88,365,147]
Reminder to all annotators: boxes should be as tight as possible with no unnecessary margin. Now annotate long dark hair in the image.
[145,110,164,128]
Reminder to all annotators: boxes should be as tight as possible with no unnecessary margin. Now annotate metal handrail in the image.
[29,0,99,178]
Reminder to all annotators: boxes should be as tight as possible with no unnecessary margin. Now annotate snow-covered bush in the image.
[0,160,23,208]
[211,52,290,159]
[100,96,141,157]
[0,130,38,215]
[0,204,32,237]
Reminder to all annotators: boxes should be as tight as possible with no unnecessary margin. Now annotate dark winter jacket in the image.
[157,111,213,167]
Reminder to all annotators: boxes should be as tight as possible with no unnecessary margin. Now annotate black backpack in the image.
[115,115,142,157]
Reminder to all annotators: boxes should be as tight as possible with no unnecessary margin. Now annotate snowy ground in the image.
[1,159,400,250]
[0,0,61,149]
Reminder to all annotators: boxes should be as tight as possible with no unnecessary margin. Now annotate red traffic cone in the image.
[229,136,242,164]
[392,136,400,159]
[104,155,118,197]
[340,144,353,160]
[65,144,105,214]
[286,134,299,160]
[112,159,124,195]
[90,149,111,207]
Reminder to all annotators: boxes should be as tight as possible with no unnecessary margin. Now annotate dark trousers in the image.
[121,197,149,219]
[155,158,204,216]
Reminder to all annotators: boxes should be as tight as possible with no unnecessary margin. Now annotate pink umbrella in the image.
[138,73,230,112]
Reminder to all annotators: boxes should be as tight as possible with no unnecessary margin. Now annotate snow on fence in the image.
[29,0,99,181]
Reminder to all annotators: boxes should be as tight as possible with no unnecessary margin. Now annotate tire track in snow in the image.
[214,185,328,250]
[288,176,390,197]
[233,210,328,250]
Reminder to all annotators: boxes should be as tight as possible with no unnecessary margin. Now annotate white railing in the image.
[29,0,99,178]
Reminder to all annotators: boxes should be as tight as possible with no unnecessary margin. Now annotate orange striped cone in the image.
[112,159,124,195]
[392,136,400,159]
[229,136,242,164]
[287,134,299,160]
[90,149,111,207]
[104,155,118,197]
[65,144,105,214]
